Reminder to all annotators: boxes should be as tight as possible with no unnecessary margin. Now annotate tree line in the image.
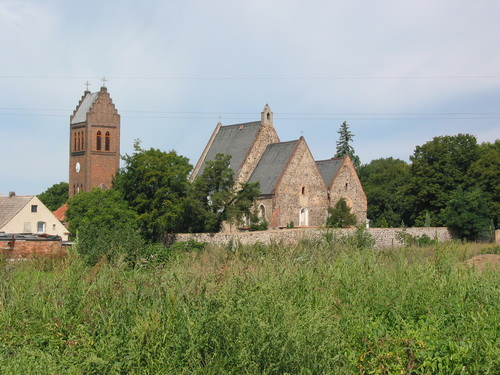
[39,127,499,250]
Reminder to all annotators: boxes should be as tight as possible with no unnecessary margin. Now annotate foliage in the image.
[113,140,192,241]
[444,188,492,241]
[334,121,360,169]
[37,181,69,211]
[186,154,260,233]
[65,188,141,265]
[404,134,479,226]
[1,242,498,373]
[396,230,438,247]
[65,188,137,235]
[358,157,411,227]
[467,140,500,228]
[75,223,144,266]
[326,198,357,228]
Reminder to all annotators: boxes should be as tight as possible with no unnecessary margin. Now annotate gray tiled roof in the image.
[316,158,345,186]
[248,141,298,195]
[71,92,99,124]
[0,196,32,229]
[196,122,262,177]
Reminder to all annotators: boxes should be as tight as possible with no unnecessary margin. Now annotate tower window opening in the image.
[301,186,306,195]
[105,132,110,151]
[74,132,77,151]
[97,131,102,151]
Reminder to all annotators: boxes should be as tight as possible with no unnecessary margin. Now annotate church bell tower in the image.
[69,81,120,198]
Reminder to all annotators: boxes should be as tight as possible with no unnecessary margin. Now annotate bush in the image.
[326,198,357,228]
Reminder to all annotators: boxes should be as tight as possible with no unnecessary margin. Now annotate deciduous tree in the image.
[113,140,192,241]
[38,182,69,211]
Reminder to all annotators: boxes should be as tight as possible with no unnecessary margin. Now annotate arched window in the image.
[74,132,77,151]
[97,131,102,151]
[105,132,110,151]
[299,207,309,226]
[259,205,266,220]
[301,186,306,195]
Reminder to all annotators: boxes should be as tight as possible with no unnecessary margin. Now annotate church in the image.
[68,84,120,198]
[191,105,367,230]
[68,86,367,231]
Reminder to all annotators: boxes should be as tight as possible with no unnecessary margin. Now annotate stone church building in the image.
[192,105,367,230]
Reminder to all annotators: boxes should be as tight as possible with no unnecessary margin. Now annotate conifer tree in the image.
[334,121,360,168]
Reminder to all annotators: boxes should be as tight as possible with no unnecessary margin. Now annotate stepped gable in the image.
[0,195,31,228]
[193,121,262,178]
[248,140,299,195]
[71,92,99,124]
[315,157,345,186]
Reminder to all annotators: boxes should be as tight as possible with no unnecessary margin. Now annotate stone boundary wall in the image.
[173,227,455,249]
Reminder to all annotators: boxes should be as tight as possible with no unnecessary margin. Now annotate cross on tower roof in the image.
[101,76,107,87]
[84,81,91,91]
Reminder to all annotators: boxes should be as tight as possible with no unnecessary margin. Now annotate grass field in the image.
[0,238,499,374]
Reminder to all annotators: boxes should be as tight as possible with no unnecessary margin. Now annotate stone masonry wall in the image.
[174,227,454,249]
[329,157,367,223]
[236,123,280,184]
[274,139,328,228]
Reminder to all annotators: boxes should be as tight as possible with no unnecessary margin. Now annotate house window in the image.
[299,207,309,226]
[37,221,46,233]
[31,205,38,213]
[97,131,102,151]
[105,132,110,151]
[23,222,31,233]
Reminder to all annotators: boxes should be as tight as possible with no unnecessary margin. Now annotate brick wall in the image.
[173,227,455,249]
[1,239,65,259]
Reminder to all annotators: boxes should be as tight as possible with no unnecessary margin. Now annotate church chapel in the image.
[192,105,367,230]
[68,84,120,198]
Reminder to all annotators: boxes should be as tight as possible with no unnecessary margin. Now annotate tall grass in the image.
[0,240,498,374]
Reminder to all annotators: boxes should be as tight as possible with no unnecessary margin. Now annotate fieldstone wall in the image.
[328,157,367,224]
[173,227,455,249]
[273,139,329,228]
[236,120,280,184]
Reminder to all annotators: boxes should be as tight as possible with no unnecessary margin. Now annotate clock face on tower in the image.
[75,162,81,173]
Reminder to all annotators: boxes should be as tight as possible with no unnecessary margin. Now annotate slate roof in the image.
[248,140,299,195]
[196,122,262,177]
[0,196,32,229]
[71,92,99,124]
[315,158,345,186]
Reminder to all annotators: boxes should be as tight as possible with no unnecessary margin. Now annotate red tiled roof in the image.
[53,203,68,222]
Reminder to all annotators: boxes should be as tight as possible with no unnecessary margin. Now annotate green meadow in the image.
[0,239,499,374]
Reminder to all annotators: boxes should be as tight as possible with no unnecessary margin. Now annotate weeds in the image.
[0,241,498,373]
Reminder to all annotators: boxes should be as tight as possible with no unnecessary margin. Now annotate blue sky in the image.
[1,0,499,196]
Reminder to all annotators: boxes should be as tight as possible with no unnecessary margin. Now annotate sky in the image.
[1,0,499,197]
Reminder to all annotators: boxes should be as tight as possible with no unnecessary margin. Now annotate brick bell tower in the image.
[69,80,120,198]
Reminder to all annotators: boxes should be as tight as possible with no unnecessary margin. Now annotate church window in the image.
[74,132,77,151]
[301,186,306,195]
[267,112,270,120]
[105,132,110,151]
[299,207,309,226]
[259,205,266,220]
[345,183,348,190]
[97,131,102,151]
